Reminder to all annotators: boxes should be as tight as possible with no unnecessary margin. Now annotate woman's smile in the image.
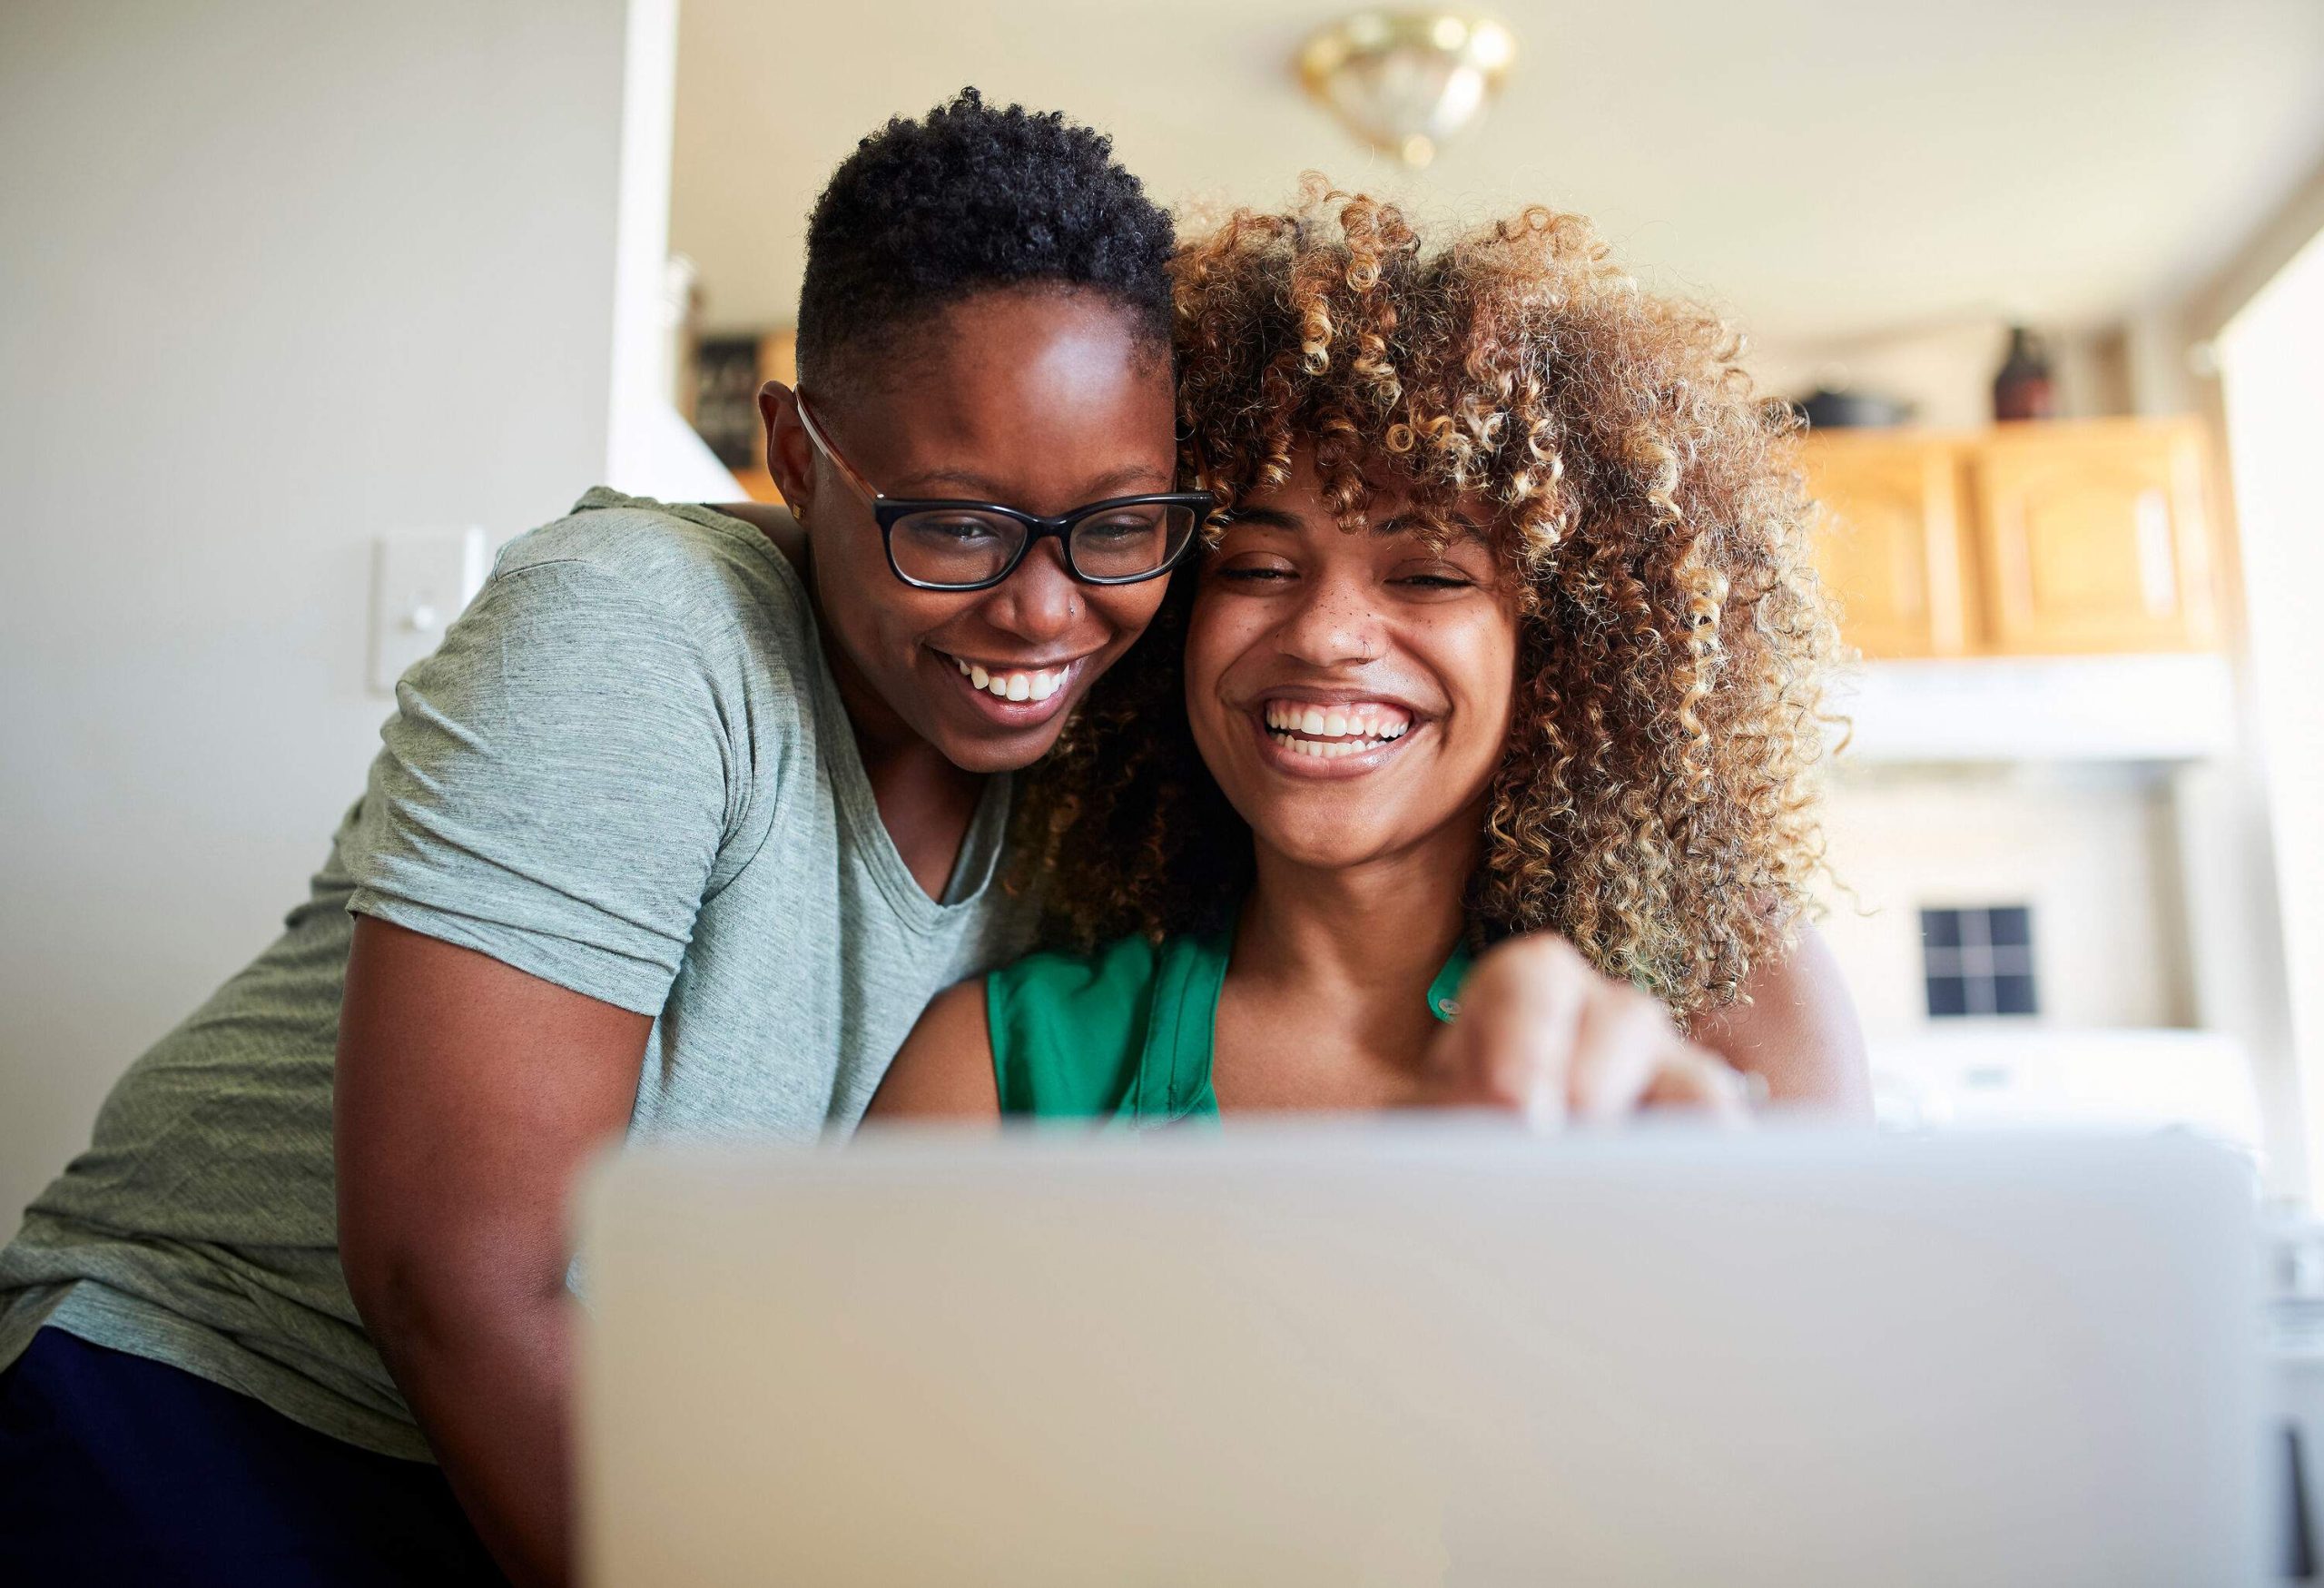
[933,646,1089,722]
[1252,692,1420,775]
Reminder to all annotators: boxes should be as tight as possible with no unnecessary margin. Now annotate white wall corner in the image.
[605,0,689,498]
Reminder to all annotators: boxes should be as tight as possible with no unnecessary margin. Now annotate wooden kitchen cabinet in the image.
[1800,432,1972,658]
[1965,419,2219,654]
[1802,417,2222,658]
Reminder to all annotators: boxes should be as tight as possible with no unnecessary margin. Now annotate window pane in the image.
[1993,974,2039,1017]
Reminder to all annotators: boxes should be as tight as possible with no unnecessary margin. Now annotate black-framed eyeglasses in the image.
[794,393,1209,592]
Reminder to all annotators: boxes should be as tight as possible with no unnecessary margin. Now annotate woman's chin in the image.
[1245,816,1407,875]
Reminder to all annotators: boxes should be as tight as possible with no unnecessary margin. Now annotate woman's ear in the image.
[759,381,815,520]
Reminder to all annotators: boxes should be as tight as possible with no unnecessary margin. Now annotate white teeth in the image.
[1259,699,1415,744]
[948,654,1067,705]
[1269,730,1386,759]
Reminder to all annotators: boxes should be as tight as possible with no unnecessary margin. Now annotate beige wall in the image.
[1814,765,2192,1039]
[0,0,641,1224]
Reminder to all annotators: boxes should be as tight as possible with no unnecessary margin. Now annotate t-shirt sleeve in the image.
[344,557,740,1016]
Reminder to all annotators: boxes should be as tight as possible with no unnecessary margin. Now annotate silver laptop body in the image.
[578,1122,2260,1586]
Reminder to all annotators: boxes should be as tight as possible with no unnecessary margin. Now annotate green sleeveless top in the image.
[986,930,1474,1122]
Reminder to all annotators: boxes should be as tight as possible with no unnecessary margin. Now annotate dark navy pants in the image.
[0,1329,507,1587]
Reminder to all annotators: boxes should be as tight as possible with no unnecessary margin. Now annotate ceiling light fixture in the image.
[1298,10,1517,170]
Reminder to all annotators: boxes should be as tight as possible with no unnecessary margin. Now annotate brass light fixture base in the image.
[1298,10,1517,169]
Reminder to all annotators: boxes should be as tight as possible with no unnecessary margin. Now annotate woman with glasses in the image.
[871,188,1871,1128]
[0,92,1193,1588]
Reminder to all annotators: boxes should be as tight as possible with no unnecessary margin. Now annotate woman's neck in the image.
[1234,819,1477,1007]
[1208,816,1481,1110]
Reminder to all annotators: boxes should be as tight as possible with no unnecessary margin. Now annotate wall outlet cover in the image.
[369,528,489,695]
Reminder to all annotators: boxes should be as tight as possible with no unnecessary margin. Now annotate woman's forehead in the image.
[1224,477,1498,547]
[1246,445,1492,518]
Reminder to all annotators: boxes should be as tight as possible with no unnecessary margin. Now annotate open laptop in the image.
[577,1122,2260,1586]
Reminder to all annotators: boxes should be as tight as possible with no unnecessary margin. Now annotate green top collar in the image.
[984,920,1478,1127]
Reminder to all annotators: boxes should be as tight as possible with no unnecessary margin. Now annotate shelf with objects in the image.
[687,329,793,507]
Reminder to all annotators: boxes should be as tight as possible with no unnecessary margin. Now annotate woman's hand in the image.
[1419,933,1749,1127]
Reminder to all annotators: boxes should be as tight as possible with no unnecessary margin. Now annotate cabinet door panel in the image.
[1968,421,2216,655]
[1803,436,1967,658]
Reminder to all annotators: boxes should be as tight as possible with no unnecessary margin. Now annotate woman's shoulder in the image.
[987,934,1206,1117]
[491,489,813,658]
[870,936,1183,1122]
[989,933,1173,1003]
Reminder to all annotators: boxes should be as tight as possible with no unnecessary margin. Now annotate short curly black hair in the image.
[796,88,1175,399]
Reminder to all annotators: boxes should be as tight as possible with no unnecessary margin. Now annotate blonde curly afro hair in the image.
[1011,182,1841,1017]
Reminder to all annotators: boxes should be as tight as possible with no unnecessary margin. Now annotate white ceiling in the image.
[671,0,2324,347]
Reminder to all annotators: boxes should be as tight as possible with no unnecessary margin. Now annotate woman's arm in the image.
[864,980,1002,1119]
[1688,922,1872,1119]
[327,540,740,1583]
[335,919,652,1588]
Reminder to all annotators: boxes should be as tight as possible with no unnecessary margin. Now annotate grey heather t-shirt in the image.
[0,488,1030,1460]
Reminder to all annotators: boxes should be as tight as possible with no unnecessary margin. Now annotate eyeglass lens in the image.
[889,503,1198,587]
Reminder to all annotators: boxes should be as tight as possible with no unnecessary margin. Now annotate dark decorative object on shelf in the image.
[693,336,765,469]
[1992,325,2057,422]
[1792,387,1914,430]
[1921,904,2038,1019]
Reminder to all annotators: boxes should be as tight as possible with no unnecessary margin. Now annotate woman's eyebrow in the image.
[1377,512,1490,544]
[1221,506,1306,532]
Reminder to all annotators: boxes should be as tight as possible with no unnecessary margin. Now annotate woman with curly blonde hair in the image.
[872,186,1868,1124]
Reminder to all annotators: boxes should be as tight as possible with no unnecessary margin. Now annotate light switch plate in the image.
[369,528,489,695]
